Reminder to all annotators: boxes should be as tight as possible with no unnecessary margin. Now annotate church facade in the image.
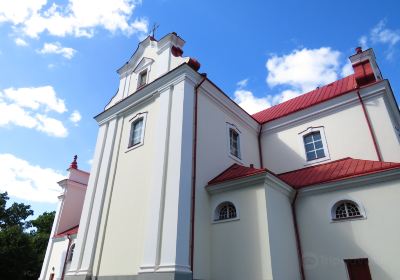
[39,33,400,280]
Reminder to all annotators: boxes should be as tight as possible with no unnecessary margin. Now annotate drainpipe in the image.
[291,191,306,280]
[190,73,207,272]
[258,125,264,168]
[61,234,72,280]
[356,89,382,161]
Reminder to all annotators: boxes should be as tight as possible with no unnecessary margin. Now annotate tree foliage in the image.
[0,192,55,280]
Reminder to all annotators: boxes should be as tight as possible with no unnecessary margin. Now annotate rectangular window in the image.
[345,258,372,280]
[129,118,144,147]
[304,131,325,161]
[138,70,147,88]
[229,128,240,158]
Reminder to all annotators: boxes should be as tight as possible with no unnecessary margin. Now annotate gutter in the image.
[356,89,382,161]
[61,234,72,280]
[258,125,264,168]
[190,73,207,272]
[291,192,306,280]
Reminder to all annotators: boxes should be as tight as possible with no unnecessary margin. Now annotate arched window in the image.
[68,243,75,262]
[215,202,237,221]
[332,201,363,220]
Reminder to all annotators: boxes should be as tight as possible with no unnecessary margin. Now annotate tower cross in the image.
[151,23,159,38]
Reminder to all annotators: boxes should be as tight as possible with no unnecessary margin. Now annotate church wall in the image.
[194,87,260,279]
[265,184,301,280]
[261,92,378,174]
[95,98,159,277]
[296,178,400,280]
[364,94,400,162]
[44,238,70,280]
[209,184,273,280]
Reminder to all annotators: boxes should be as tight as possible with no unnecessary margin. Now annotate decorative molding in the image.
[95,64,200,125]
[264,173,295,198]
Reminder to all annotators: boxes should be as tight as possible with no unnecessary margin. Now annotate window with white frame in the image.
[228,125,241,159]
[128,113,147,149]
[299,127,330,163]
[137,69,148,89]
[332,200,363,221]
[215,202,237,221]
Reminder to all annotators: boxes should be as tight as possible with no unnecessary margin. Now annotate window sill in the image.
[212,217,240,224]
[228,153,243,164]
[331,216,366,223]
[304,156,330,166]
[125,141,144,153]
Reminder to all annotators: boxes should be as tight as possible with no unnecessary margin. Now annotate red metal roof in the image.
[54,225,79,238]
[252,74,357,123]
[278,157,400,189]
[207,158,400,189]
[208,164,266,185]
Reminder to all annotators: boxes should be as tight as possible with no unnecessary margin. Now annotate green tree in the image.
[0,192,55,280]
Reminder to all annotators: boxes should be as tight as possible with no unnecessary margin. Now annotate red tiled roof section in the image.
[54,225,79,238]
[208,164,266,185]
[278,158,400,189]
[252,75,357,123]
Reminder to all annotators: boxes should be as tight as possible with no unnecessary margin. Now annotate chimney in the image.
[349,47,382,87]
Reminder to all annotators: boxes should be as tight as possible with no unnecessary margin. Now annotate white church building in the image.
[39,33,400,280]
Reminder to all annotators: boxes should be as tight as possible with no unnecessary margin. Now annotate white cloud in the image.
[15,37,28,46]
[3,86,66,113]
[0,0,148,39]
[0,153,64,203]
[234,47,352,114]
[359,35,368,50]
[69,110,81,123]
[38,42,76,59]
[234,89,271,114]
[359,20,400,60]
[341,61,354,77]
[371,20,400,46]
[266,47,341,93]
[0,86,71,137]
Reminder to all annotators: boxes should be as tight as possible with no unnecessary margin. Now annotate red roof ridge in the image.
[208,163,266,185]
[278,157,400,189]
[252,75,358,123]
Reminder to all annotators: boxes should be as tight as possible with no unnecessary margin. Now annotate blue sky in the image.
[0,0,399,217]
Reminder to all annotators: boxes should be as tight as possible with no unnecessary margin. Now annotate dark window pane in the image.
[307,151,316,161]
[314,140,323,149]
[304,134,313,144]
[312,132,321,141]
[316,149,325,158]
[305,143,314,152]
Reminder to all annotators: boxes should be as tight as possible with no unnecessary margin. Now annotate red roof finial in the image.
[355,47,362,54]
[70,155,78,169]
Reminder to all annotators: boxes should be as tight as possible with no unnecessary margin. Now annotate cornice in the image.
[264,173,295,198]
[200,81,260,133]
[206,172,267,194]
[298,168,400,196]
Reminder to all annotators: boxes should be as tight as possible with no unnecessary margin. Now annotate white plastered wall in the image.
[193,84,260,279]
[43,238,71,280]
[265,183,301,280]
[363,92,400,162]
[261,92,379,174]
[94,98,158,277]
[296,178,400,280]
[209,184,273,280]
